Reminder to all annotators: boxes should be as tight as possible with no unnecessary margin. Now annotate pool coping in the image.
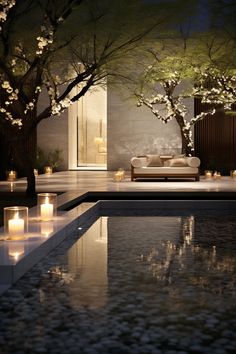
[1,193,236,295]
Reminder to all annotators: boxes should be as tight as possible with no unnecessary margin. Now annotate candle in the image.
[40,196,53,221]
[8,212,24,239]
[44,166,52,174]
[232,170,236,179]
[114,172,122,182]
[213,171,221,180]
[205,171,212,179]
[7,170,17,181]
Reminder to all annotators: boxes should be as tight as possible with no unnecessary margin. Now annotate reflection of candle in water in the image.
[40,196,53,221]
[8,241,25,261]
[8,212,24,239]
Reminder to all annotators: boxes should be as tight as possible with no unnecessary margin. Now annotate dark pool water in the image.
[0,214,236,354]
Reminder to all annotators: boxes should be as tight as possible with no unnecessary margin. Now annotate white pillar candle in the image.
[8,212,24,238]
[40,197,53,221]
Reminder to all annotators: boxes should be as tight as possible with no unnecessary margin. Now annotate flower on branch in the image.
[36,25,54,56]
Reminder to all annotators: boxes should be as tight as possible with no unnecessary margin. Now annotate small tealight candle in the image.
[7,170,17,181]
[40,196,53,221]
[8,212,24,239]
[205,170,212,179]
[232,170,236,179]
[114,172,122,182]
[44,166,53,175]
[213,171,221,180]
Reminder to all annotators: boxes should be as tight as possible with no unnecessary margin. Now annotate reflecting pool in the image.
[0,213,236,354]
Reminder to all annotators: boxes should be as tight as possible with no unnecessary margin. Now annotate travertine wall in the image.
[37,82,194,171]
[107,86,194,170]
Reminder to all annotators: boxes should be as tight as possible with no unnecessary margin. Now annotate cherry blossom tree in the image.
[194,67,236,113]
[135,44,216,156]
[0,0,167,195]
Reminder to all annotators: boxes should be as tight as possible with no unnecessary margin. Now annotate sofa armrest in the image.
[186,157,200,168]
[131,157,148,168]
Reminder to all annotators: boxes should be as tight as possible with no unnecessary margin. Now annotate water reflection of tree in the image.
[139,216,236,294]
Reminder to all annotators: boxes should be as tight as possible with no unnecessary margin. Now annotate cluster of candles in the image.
[114,169,125,182]
[6,167,53,181]
[4,193,57,260]
[205,170,236,180]
[205,171,222,179]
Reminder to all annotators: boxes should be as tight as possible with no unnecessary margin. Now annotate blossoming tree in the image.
[134,23,236,157]
[0,0,164,195]
[194,67,236,112]
[135,46,217,156]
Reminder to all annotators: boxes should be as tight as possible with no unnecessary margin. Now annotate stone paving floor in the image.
[0,171,236,195]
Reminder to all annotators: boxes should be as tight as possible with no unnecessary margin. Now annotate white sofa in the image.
[131,155,200,181]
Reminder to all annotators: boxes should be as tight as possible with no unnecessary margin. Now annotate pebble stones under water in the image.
[0,214,236,354]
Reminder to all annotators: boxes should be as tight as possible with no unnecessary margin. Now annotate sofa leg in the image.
[195,176,200,181]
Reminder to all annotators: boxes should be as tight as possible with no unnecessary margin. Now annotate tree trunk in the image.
[10,137,36,196]
[175,115,194,156]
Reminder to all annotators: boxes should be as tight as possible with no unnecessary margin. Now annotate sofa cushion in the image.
[146,154,163,167]
[131,157,147,168]
[169,157,188,167]
[186,157,200,168]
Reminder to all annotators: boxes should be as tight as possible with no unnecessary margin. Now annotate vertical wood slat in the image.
[194,99,236,174]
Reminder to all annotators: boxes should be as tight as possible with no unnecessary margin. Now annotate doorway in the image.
[68,85,107,170]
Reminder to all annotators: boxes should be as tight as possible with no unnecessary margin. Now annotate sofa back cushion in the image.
[146,154,163,167]
[168,157,188,167]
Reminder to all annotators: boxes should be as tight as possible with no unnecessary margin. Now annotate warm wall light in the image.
[44,166,53,174]
[4,206,28,240]
[6,170,17,181]
[37,193,57,221]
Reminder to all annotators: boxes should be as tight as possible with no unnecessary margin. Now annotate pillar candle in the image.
[8,212,24,238]
[40,197,53,221]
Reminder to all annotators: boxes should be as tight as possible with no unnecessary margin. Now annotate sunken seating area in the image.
[131,154,200,181]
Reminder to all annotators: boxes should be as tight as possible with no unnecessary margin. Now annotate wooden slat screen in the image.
[194,99,236,175]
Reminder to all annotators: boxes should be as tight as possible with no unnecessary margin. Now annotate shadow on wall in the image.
[108,134,182,170]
